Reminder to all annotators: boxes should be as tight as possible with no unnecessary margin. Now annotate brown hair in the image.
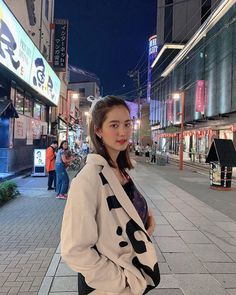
[89,95,133,171]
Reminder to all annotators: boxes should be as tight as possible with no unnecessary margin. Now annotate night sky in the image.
[54,0,157,98]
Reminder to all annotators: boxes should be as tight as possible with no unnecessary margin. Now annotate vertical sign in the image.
[147,35,158,102]
[53,19,68,71]
[195,80,205,113]
[167,99,173,122]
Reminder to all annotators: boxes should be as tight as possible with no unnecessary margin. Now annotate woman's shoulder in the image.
[73,162,103,184]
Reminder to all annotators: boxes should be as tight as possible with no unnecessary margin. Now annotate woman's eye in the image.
[110,124,118,128]
[125,123,131,128]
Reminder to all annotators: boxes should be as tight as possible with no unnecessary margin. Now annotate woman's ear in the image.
[95,127,102,139]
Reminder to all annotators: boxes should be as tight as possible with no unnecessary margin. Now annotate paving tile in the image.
[203,262,236,273]
[158,262,172,274]
[154,237,190,253]
[148,289,184,295]
[50,276,78,292]
[226,290,236,295]
[152,200,178,213]
[154,225,178,237]
[156,274,179,289]
[177,230,212,244]
[212,274,236,288]
[228,253,236,262]
[155,216,170,225]
[199,225,232,238]
[163,253,208,274]
[162,212,196,230]
[175,274,229,295]
[204,233,236,253]
[55,262,77,276]
[188,244,232,262]
[215,222,236,232]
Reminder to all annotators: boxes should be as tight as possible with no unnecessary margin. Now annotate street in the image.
[1,160,236,294]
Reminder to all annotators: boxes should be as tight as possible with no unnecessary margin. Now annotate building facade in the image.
[0,0,60,174]
[151,0,236,163]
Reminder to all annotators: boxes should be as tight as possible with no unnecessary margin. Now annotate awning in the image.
[0,99,19,118]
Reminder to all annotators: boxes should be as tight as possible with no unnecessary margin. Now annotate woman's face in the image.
[62,142,68,149]
[97,105,132,158]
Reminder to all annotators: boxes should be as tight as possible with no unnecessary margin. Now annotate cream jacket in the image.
[61,154,160,295]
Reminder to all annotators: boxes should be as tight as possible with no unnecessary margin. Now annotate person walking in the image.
[55,140,71,199]
[46,140,58,190]
[150,142,157,164]
[61,95,160,295]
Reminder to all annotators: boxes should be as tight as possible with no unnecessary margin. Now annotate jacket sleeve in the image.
[61,170,127,293]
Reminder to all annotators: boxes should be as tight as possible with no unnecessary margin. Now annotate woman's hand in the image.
[146,211,156,236]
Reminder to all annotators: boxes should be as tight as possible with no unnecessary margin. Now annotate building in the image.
[151,0,236,163]
[0,0,60,174]
[66,65,100,148]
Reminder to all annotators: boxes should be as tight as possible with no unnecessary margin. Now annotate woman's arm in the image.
[146,210,156,236]
[61,172,127,292]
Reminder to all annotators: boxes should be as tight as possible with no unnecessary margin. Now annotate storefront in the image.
[0,0,60,173]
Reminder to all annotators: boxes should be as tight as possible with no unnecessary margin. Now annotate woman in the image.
[61,96,160,295]
[55,140,71,199]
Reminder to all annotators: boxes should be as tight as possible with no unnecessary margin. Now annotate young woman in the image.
[61,96,160,295]
[55,140,71,199]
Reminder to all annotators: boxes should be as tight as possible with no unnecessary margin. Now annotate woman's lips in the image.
[117,140,127,145]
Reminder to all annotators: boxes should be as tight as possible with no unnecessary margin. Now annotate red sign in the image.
[167,99,173,121]
[195,80,205,113]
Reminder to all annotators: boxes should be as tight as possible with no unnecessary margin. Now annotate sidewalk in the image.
[39,161,236,295]
[0,171,76,295]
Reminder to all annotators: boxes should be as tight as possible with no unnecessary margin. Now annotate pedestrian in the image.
[61,95,160,295]
[145,143,151,158]
[55,140,71,199]
[46,140,58,190]
[150,142,157,164]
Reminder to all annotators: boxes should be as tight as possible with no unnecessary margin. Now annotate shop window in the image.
[15,90,24,114]
[41,105,47,121]
[45,0,49,20]
[24,96,33,117]
[34,103,41,120]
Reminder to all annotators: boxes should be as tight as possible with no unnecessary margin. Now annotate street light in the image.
[173,92,185,170]
[66,90,80,141]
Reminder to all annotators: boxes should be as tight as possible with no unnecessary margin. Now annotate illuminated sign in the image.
[147,35,158,102]
[0,0,60,106]
[53,19,68,71]
[195,80,205,113]
[34,149,46,167]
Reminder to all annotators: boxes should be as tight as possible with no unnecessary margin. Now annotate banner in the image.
[195,80,205,113]
[167,99,173,122]
[53,19,68,71]
[0,0,60,106]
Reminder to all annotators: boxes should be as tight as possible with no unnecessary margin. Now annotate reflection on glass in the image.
[34,103,41,120]
[15,90,24,114]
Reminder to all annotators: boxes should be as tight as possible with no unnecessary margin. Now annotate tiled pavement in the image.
[0,171,76,295]
[39,162,236,295]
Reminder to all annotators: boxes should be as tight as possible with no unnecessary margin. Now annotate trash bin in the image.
[206,139,236,191]
[209,161,232,189]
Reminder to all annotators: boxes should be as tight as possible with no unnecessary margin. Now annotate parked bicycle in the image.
[69,153,83,171]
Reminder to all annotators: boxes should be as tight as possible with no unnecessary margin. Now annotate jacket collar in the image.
[86,153,146,231]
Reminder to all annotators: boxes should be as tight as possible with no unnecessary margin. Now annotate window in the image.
[41,105,47,121]
[45,0,49,20]
[15,90,24,114]
[24,96,33,117]
[34,103,41,120]
[79,88,85,98]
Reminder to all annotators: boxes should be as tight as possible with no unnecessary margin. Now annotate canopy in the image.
[0,99,19,118]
